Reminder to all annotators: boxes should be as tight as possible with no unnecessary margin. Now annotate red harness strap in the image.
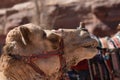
[21,38,65,78]
[22,53,62,77]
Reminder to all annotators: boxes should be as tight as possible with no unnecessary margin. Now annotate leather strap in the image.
[20,38,65,77]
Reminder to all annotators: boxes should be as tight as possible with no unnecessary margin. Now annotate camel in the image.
[0,23,98,80]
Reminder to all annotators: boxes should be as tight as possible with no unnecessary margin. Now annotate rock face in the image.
[46,0,120,37]
[0,0,120,37]
[4,10,34,34]
[0,0,29,8]
[92,0,120,37]
[0,1,35,35]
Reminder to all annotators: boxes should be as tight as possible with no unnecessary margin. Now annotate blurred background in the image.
[0,0,120,53]
[0,0,119,53]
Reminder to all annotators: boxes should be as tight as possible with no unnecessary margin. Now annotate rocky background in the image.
[0,0,120,52]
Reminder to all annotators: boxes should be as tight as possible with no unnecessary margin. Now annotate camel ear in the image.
[19,26,31,46]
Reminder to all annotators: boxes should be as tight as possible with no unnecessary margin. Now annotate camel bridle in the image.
[9,27,96,79]
[9,38,66,79]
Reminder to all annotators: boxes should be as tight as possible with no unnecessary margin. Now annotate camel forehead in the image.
[22,23,42,32]
[44,29,79,37]
[22,23,40,29]
[5,23,44,44]
[9,23,42,35]
[7,23,41,35]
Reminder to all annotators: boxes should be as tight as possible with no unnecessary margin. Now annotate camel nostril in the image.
[42,30,46,39]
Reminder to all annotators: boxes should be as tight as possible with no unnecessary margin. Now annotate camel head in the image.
[4,22,99,65]
[1,23,99,80]
[44,23,99,68]
[4,23,61,56]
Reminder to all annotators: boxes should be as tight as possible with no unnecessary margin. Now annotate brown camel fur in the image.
[0,23,98,80]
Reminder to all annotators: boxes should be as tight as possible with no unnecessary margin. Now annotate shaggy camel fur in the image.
[0,23,98,80]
